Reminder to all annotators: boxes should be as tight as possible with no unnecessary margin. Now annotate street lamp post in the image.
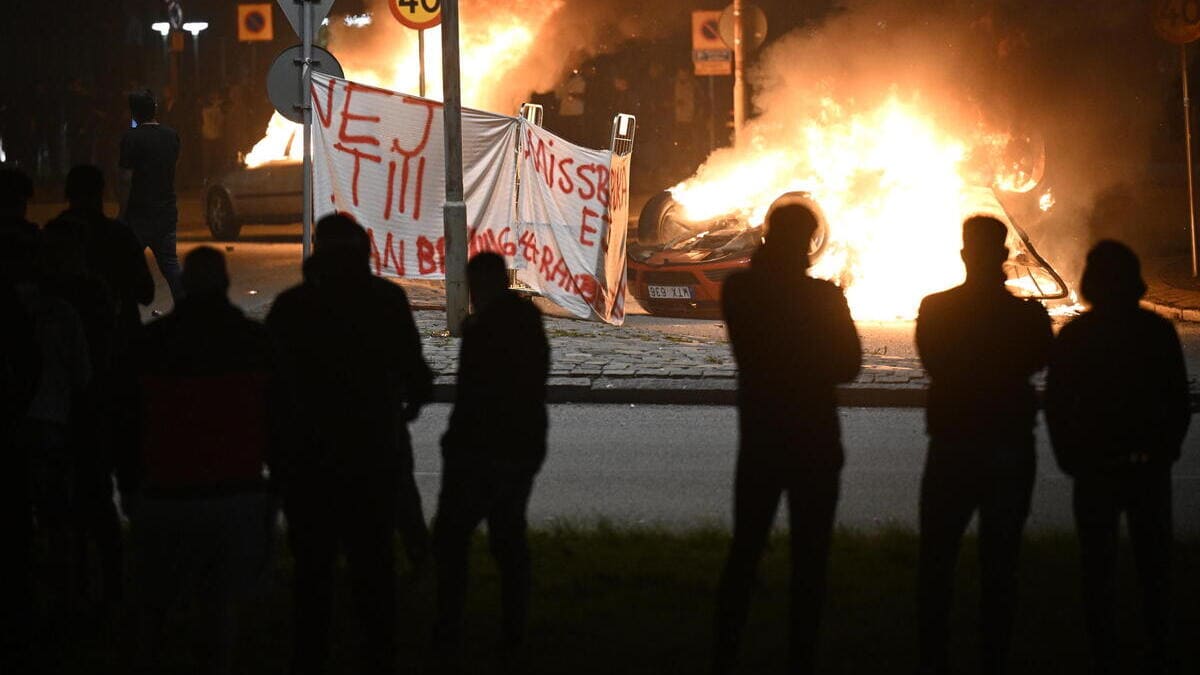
[183,21,209,84]
[151,22,171,94]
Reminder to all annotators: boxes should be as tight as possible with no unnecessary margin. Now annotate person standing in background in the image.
[119,89,182,301]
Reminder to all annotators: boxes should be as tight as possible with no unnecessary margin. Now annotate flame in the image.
[1039,188,1055,212]
[672,95,986,320]
[244,2,563,169]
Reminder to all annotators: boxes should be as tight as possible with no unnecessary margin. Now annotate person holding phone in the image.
[119,89,182,301]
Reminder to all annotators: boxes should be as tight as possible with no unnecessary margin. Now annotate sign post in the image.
[731,0,744,147]
[389,0,443,99]
[301,0,314,259]
[1155,0,1200,276]
[275,0,335,258]
[719,2,766,149]
[440,0,467,335]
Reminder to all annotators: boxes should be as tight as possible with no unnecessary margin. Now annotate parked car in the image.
[205,160,302,241]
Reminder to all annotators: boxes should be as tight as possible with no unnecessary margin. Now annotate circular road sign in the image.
[245,10,266,33]
[267,45,345,124]
[719,3,768,52]
[1155,0,1200,44]
[389,0,442,30]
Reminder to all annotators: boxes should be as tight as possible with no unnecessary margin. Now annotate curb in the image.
[1140,298,1200,324]
[431,375,1200,409]
[430,376,928,407]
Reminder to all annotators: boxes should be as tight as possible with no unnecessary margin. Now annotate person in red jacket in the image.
[130,246,274,675]
[1046,241,1189,675]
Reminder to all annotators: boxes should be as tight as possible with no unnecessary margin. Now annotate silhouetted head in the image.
[960,216,1008,283]
[468,252,508,311]
[311,213,370,280]
[39,219,87,278]
[760,201,818,270]
[181,246,230,300]
[1080,240,1145,310]
[128,89,158,124]
[65,165,105,212]
[0,166,34,221]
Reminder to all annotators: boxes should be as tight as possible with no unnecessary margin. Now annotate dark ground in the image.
[37,526,1200,675]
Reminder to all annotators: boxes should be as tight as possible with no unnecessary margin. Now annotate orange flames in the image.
[670,94,1057,320]
[244,2,563,168]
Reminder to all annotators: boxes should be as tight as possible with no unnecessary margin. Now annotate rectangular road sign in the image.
[692,11,731,76]
[238,4,274,42]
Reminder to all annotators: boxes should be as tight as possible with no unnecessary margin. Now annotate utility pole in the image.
[441,0,469,335]
[300,0,314,259]
[732,0,745,147]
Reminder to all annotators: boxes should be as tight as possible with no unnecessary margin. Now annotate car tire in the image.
[637,190,694,245]
[762,191,830,262]
[206,190,242,241]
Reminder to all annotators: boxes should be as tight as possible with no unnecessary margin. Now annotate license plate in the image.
[648,285,692,299]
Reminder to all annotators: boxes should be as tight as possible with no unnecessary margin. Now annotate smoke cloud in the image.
[327,0,683,114]
[735,0,1174,286]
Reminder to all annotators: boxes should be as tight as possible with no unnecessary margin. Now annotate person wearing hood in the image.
[1046,241,1189,675]
[713,197,861,675]
[266,213,432,675]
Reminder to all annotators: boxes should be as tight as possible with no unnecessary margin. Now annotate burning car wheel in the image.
[206,190,242,241]
[637,191,701,245]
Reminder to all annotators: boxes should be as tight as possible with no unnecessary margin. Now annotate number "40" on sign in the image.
[1156,0,1200,44]
[389,0,442,30]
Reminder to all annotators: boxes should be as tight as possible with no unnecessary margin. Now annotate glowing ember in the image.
[1039,189,1055,212]
[244,2,562,169]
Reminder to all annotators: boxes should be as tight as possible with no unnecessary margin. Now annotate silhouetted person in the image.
[1045,241,1189,675]
[714,198,861,675]
[267,214,432,675]
[50,165,153,609]
[432,252,550,668]
[36,219,117,614]
[130,246,274,675]
[914,215,1052,675]
[119,89,182,300]
[53,165,154,344]
[0,166,39,266]
[0,168,42,675]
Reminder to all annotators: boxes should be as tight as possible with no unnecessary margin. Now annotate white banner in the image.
[311,73,627,325]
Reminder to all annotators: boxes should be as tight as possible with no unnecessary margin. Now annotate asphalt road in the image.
[408,404,1200,533]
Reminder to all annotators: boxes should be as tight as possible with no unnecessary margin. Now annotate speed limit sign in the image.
[1155,0,1200,44]
[389,0,442,30]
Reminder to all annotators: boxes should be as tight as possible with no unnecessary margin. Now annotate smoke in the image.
[732,0,1173,286]
[326,0,683,114]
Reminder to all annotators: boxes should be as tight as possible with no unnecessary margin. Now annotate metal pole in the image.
[418,29,426,98]
[732,0,745,147]
[301,0,314,259]
[441,0,469,335]
[707,75,715,153]
[1184,42,1198,277]
[192,33,200,83]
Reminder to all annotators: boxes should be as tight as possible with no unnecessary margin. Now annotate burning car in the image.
[628,191,830,316]
[628,182,1067,320]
